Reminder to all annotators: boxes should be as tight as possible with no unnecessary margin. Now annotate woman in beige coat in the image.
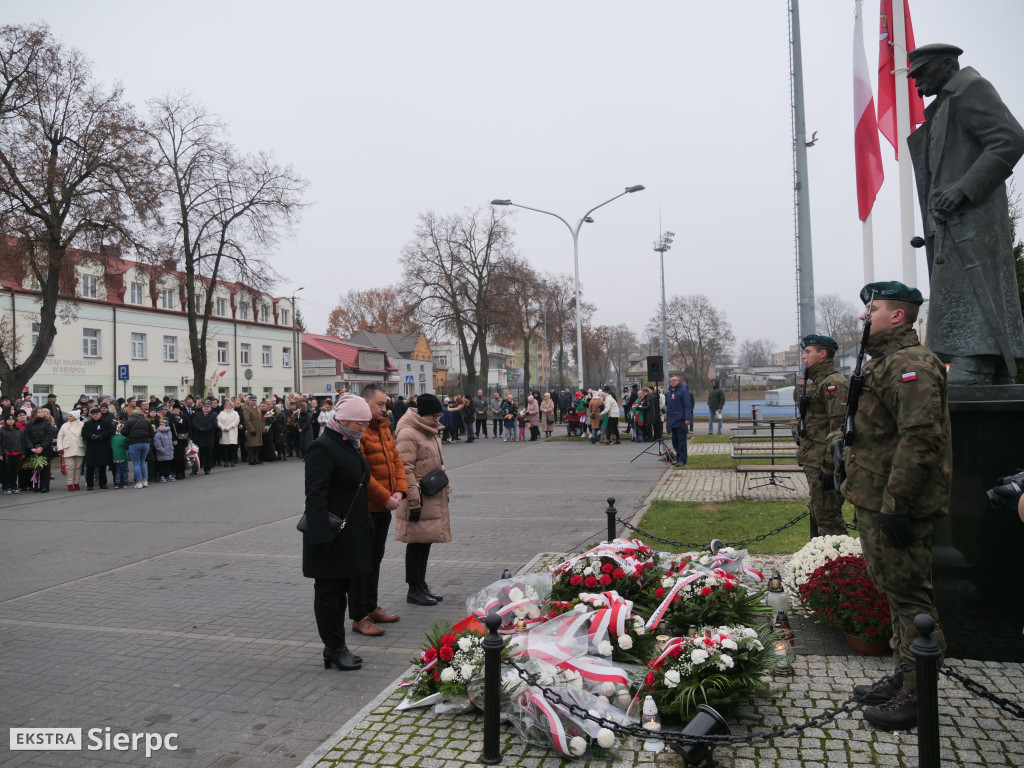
[56,410,85,491]
[394,393,450,607]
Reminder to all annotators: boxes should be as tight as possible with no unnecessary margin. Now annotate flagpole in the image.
[892,0,918,286]
[862,214,875,283]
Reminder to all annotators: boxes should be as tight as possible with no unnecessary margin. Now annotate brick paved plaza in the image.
[2,435,1021,767]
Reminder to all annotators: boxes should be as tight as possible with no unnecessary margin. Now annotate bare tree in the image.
[815,293,861,350]
[738,338,774,368]
[646,294,734,391]
[148,92,308,391]
[0,23,162,397]
[490,257,545,392]
[325,285,420,338]
[399,208,516,392]
[594,324,639,392]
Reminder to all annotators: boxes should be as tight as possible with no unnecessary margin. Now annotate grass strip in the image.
[636,498,857,555]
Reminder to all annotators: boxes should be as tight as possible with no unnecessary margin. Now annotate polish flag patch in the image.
[901,372,918,382]
[826,385,837,392]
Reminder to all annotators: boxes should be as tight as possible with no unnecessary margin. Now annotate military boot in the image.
[863,686,918,730]
[853,669,904,705]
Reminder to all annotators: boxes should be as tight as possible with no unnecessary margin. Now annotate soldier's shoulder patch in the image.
[901,371,918,382]
[827,384,837,391]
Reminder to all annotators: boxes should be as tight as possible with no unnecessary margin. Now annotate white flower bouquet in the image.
[784,534,862,602]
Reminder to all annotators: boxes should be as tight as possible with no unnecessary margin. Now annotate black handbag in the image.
[419,468,449,497]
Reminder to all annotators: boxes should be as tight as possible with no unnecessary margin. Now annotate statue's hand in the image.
[929,187,965,221]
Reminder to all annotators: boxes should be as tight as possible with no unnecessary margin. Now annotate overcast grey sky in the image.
[10,1,1024,356]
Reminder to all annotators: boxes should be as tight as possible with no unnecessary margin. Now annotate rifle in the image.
[832,290,874,485]
[797,368,810,439]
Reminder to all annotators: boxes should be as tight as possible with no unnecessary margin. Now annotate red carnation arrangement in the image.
[798,554,892,644]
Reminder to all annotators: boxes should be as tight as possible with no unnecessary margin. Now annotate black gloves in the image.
[408,507,422,523]
[879,514,914,548]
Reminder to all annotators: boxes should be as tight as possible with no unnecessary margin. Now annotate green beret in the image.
[859,281,924,306]
[907,43,963,77]
[801,334,839,351]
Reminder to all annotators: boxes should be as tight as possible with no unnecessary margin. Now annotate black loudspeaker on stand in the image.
[646,355,664,381]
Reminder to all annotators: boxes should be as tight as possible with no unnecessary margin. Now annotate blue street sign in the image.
[117,365,130,381]
[326,383,332,391]
[405,375,414,383]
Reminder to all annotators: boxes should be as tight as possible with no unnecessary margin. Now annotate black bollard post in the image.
[911,613,942,768]
[480,610,505,765]
[606,497,617,543]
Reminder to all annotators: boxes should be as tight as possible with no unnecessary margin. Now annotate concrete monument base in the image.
[932,385,1024,662]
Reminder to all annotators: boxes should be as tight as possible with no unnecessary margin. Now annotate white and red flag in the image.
[854,3,884,221]
[877,0,926,158]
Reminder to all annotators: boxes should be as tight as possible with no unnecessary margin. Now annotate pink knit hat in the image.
[333,393,372,422]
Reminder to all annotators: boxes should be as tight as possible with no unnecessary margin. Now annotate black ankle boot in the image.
[854,669,903,705]
[421,583,443,602]
[322,646,362,670]
[863,686,918,730]
[407,589,437,606]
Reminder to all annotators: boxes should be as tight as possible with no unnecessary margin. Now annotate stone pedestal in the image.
[932,385,1024,662]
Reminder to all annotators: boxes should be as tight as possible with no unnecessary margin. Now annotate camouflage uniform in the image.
[795,359,849,536]
[841,324,951,688]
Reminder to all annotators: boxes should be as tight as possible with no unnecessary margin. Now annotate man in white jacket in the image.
[599,387,621,445]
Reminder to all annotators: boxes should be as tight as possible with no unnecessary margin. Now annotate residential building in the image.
[300,334,397,395]
[0,243,298,402]
[345,330,434,396]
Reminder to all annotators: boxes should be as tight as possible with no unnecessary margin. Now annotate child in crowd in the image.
[111,421,129,489]
[153,419,175,482]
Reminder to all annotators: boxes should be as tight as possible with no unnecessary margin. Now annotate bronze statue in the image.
[907,44,1024,385]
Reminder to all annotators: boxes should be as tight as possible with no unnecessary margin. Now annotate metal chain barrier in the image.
[501,658,880,746]
[615,509,809,550]
[939,665,1024,719]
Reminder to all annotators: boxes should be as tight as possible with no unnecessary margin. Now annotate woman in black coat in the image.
[82,408,114,490]
[302,394,373,672]
[22,409,54,493]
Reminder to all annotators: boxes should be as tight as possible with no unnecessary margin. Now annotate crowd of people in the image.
[0,389,399,493]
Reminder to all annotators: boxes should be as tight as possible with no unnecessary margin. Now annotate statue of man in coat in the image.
[907,44,1024,385]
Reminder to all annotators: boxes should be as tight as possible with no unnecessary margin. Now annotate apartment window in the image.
[263,387,272,397]
[216,297,227,317]
[280,308,290,327]
[217,341,229,365]
[30,322,55,356]
[163,335,177,362]
[82,275,98,299]
[261,345,272,366]
[435,355,448,367]
[132,386,148,399]
[164,386,178,398]
[241,386,252,395]
[239,303,250,321]
[282,347,291,367]
[32,384,52,399]
[240,343,251,366]
[130,332,147,359]
[82,328,100,357]
[260,305,270,323]
[420,365,425,372]
[217,387,229,399]
[406,363,412,371]
[130,282,146,305]
[84,385,102,399]
[161,288,176,309]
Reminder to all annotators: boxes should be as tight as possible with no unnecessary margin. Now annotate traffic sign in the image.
[405,375,414,383]
[326,383,332,391]
[117,365,130,381]
[244,368,253,380]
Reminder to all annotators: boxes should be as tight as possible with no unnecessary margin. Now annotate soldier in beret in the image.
[842,281,951,730]
[906,44,1024,384]
[794,334,848,537]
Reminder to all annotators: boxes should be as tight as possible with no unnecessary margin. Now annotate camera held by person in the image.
[986,470,1024,514]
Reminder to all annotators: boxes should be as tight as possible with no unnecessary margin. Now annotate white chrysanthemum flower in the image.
[527,605,541,619]
[596,694,610,705]
[602,681,617,696]
[458,637,473,652]
[508,587,524,602]
[617,634,634,650]
[460,663,476,681]
[722,638,738,651]
[583,567,594,576]
[664,669,680,688]
[635,625,646,636]
[616,690,632,707]
[440,667,456,682]
[598,641,613,656]
[691,648,709,664]
[661,577,675,589]
[596,728,615,748]
[569,736,587,756]
[575,603,590,615]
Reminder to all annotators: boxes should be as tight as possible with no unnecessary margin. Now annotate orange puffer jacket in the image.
[360,417,409,513]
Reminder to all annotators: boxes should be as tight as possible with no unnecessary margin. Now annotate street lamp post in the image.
[491,185,645,389]
[291,287,305,395]
[653,231,674,382]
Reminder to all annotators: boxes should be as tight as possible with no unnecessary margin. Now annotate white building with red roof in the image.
[300,334,398,396]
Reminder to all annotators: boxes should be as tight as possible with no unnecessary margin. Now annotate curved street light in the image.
[490,185,645,389]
